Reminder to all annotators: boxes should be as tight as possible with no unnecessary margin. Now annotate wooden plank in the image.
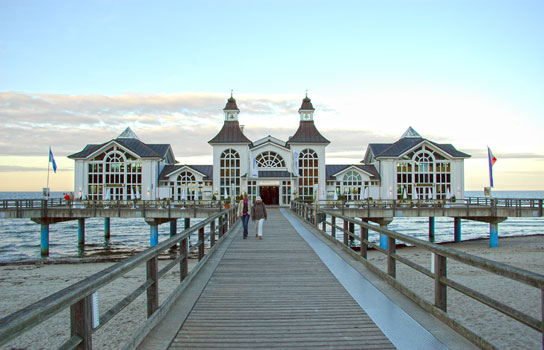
[170,209,396,349]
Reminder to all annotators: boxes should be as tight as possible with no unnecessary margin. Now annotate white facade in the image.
[70,101,470,205]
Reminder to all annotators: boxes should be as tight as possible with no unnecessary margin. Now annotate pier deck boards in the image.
[169,209,396,349]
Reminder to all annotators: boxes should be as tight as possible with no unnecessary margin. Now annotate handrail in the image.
[0,199,228,211]
[290,200,544,348]
[0,206,238,349]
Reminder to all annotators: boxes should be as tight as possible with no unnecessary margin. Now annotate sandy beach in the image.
[1,235,543,350]
[366,235,544,350]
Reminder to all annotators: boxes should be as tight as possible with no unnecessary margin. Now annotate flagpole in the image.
[47,146,51,191]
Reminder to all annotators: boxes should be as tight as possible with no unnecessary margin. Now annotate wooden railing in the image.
[314,196,543,211]
[0,207,238,350]
[291,200,544,349]
[0,198,228,210]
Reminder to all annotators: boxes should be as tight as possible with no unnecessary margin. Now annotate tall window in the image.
[281,180,291,205]
[298,149,318,200]
[88,163,103,200]
[177,171,197,200]
[220,149,240,199]
[342,171,362,201]
[396,147,451,200]
[247,180,257,203]
[256,151,286,168]
[87,146,142,200]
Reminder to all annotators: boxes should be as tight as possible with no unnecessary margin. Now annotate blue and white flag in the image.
[49,147,57,173]
[292,150,299,176]
[251,156,259,178]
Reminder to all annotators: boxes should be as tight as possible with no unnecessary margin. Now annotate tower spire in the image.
[223,92,240,121]
[298,93,315,121]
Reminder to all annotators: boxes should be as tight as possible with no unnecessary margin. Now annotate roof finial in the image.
[305,89,308,98]
[231,89,233,98]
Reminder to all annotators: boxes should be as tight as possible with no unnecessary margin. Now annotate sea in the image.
[0,191,543,263]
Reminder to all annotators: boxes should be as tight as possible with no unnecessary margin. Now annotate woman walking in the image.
[251,196,267,239]
[237,192,251,239]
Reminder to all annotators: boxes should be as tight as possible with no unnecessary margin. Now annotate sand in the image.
[1,236,543,350]
[366,235,544,350]
[0,258,197,350]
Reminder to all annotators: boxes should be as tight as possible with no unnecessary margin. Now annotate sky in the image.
[1,0,543,191]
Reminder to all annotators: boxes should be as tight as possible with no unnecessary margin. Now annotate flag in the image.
[292,150,299,176]
[49,147,57,173]
[488,146,497,187]
[251,156,259,178]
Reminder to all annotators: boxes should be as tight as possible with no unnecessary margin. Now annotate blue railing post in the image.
[104,218,110,239]
[454,217,462,242]
[429,217,435,243]
[78,218,85,246]
[40,223,49,256]
[490,222,499,248]
[150,224,159,247]
[379,223,388,249]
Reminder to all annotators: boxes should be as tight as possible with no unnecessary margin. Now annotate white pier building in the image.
[69,95,470,205]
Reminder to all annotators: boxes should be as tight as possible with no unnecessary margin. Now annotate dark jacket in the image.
[251,202,267,220]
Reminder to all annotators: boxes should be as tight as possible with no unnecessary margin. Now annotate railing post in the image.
[210,220,216,247]
[331,216,336,238]
[360,219,368,259]
[180,237,188,281]
[434,253,447,312]
[343,219,348,246]
[321,213,326,232]
[219,216,224,238]
[198,226,205,261]
[78,218,85,246]
[146,257,159,317]
[70,294,92,350]
[428,217,435,243]
[387,236,396,278]
[539,199,543,217]
[454,217,462,242]
[104,218,110,239]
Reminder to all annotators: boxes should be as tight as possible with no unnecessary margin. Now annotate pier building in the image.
[69,94,470,205]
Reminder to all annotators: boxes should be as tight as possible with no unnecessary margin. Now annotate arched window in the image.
[342,171,362,201]
[220,149,240,199]
[298,149,318,200]
[177,171,196,200]
[256,151,286,168]
[87,146,142,200]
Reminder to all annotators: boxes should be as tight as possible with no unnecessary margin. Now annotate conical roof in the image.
[298,96,315,112]
[223,96,240,111]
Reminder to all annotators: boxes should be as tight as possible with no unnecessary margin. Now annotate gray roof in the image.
[208,121,252,144]
[326,164,380,180]
[369,138,470,159]
[159,165,213,181]
[287,121,330,144]
[68,138,171,159]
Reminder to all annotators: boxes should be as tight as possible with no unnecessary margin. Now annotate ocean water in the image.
[0,192,206,262]
[0,191,543,262]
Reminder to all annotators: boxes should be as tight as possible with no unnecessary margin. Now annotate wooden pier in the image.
[0,206,542,349]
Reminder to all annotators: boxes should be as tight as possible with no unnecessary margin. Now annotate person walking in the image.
[251,196,267,239]
[237,192,251,239]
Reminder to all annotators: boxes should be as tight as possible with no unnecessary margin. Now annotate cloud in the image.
[0,92,308,157]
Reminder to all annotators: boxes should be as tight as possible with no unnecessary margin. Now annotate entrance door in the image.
[259,186,279,205]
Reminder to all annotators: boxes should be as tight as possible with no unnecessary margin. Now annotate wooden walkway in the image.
[169,209,396,349]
